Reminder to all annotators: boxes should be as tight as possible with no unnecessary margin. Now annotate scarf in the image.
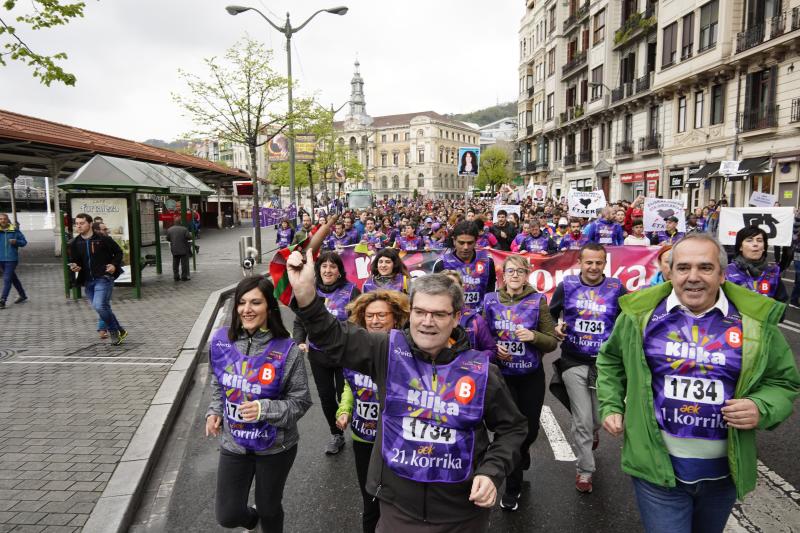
[733,254,768,278]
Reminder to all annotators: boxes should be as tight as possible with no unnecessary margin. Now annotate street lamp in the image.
[226,5,348,215]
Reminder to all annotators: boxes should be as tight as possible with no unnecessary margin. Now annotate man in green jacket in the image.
[597,232,799,533]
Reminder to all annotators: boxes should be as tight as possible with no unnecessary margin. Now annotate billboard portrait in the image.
[267,134,290,162]
[458,147,480,177]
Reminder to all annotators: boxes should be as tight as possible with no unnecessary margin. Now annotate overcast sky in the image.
[1,0,520,142]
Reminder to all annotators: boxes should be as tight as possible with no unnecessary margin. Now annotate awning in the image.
[686,162,719,185]
[727,156,771,181]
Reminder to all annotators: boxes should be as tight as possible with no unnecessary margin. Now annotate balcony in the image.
[536,161,549,171]
[611,85,625,103]
[793,7,800,31]
[791,98,800,123]
[635,73,651,94]
[562,51,587,77]
[639,134,661,152]
[614,7,658,47]
[563,153,576,167]
[559,105,585,124]
[526,125,534,136]
[736,11,792,53]
[563,1,590,32]
[578,150,593,164]
[526,161,537,172]
[738,105,780,132]
[528,86,535,98]
[616,140,634,158]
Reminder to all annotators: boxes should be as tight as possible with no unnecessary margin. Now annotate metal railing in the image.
[560,105,584,123]
[526,125,534,135]
[578,150,593,163]
[639,133,661,151]
[526,161,537,172]
[562,51,587,76]
[791,98,800,123]
[616,140,634,156]
[738,105,779,131]
[563,1,590,32]
[636,73,651,94]
[563,153,576,166]
[528,86,535,98]
[793,7,800,30]
[736,12,790,53]
[536,161,549,171]
[611,85,625,103]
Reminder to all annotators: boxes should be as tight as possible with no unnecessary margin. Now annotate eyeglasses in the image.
[365,312,392,320]
[504,268,529,277]
[411,308,454,321]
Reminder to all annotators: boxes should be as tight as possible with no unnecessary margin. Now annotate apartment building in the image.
[516,0,800,208]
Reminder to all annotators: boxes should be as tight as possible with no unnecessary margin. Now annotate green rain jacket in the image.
[597,281,800,499]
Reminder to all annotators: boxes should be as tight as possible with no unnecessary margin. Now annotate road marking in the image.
[539,405,577,462]
[15,355,177,361]
[783,319,800,328]
[0,360,172,366]
[779,323,800,334]
[725,460,800,532]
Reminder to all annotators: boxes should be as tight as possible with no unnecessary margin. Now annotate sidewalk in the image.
[0,224,274,532]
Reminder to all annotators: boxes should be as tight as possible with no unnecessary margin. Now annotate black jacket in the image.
[68,233,124,286]
[292,297,527,524]
[488,222,517,251]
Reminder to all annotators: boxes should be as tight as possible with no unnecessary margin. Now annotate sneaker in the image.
[325,434,345,455]
[499,491,520,511]
[0,300,5,309]
[98,330,109,340]
[14,296,27,304]
[244,506,259,531]
[110,329,128,346]
[576,473,593,493]
[592,430,600,450]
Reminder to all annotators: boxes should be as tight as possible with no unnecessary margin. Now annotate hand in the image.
[495,343,512,362]
[515,327,535,342]
[8,238,16,246]
[286,248,317,307]
[205,415,222,437]
[468,475,497,508]
[69,263,81,273]
[603,413,624,436]
[298,343,308,352]
[336,413,350,431]
[554,321,567,340]
[721,398,760,430]
[105,264,116,274]
[239,400,262,422]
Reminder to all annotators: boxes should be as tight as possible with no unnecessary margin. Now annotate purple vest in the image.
[325,233,352,250]
[276,228,293,248]
[459,310,478,348]
[361,231,386,251]
[209,329,293,451]
[725,263,781,298]
[476,234,493,248]
[363,273,408,294]
[425,236,447,251]
[381,331,489,483]
[440,250,492,312]
[643,299,742,441]
[318,283,355,320]
[512,233,531,250]
[525,234,551,253]
[483,292,542,375]
[561,275,622,357]
[655,231,685,245]
[345,228,360,243]
[559,233,588,251]
[396,236,423,251]
[343,369,379,443]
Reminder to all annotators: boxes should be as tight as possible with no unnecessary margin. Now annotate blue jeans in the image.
[84,277,122,333]
[791,260,800,303]
[632,476,736,533]
[0,261,26,302]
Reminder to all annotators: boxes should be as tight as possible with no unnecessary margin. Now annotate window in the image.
[417,174,425,188]
[439,148,444,163]
[418,149,424,163]
[381,152,387,167]
[381,134,386,143]
[393,152,399,166]
[677,96,687,132]
[404,151,410,166]
[549,6,556,35]
[591,65,604,100]
[681,13,694,59]
[624,113,633,141]
[392,176,400,189]
[694,91,704,128]
[404,132,410,140]
[404,176,409,188]
[593,10,605,45]
[649,106,660,137]
[699,0,719,51]
[547,48,556,76]
[662,22,677,68]
[554,137,562,160]
[393,133,399,142]
[417,129,424,138]
[710,84,724,125]
[547,93,554,120]
[381,176,388,189]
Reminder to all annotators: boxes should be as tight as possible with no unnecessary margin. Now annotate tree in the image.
[174,37,309,261]
[475,145,511,193]
[0,1,87,86]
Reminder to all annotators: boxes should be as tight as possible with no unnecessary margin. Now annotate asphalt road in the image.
[131,281,800,533]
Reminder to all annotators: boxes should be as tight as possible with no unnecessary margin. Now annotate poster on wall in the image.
[457,147,480,176]
[70,197,131,284]
[643,197,687,232]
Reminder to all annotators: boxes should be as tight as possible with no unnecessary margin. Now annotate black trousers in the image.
[172,254,190,280]
[353,440,380,533]
[309,358,345,435]
[502,366,546,494]
[215,445,298,532]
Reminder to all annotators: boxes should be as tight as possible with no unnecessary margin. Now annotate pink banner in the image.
[338,246,662,300]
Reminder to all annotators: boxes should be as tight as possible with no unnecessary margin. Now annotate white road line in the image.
[725,460,800,532]
[539,405,577,462]
[779,323,800,334]
[0,361,172,366]
[783,319,800,328]
[16,355,177,361]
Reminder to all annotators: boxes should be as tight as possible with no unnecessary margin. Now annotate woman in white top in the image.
[623,218,650,246]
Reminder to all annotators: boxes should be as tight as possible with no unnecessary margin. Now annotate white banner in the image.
[568,189,606,218]
[748,191,776,208]
[718,207,794,246]
[643,198,687,233]
[492,204,521,222]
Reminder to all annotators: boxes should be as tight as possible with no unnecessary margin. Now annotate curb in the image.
[82,282,238,533]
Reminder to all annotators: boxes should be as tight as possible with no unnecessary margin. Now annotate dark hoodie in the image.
[292,297,527,525]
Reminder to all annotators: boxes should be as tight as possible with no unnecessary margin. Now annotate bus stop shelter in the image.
[59,155,214,298]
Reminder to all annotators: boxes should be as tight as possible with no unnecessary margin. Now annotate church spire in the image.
[346,59,372,127]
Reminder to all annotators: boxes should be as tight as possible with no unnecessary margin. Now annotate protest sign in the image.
[718,207,794,246]
[532,185,548,203]
[492,204,521,222]
[458,147,480,176]
[254,205,297,227]
[643,198,686,232]
[568,189,606,218]
[748,191,776,208]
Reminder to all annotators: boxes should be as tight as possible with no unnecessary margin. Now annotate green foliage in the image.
[614,13,656,45]
[448,102,517,127]
[0,0,87,86]
[475,146,510,193]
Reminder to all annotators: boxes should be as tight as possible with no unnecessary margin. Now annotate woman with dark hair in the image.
[293,251,361,455]
[459,149,478,175]
[206,276,311,532]
[276,218,294,249]
[725,226,788,302]
[336,290,411,533]
[362,247,410,294]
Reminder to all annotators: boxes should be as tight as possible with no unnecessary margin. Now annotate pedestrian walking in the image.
[0,212,28,309]
[165,218,193,281]
[287,258,527,533]
[206,276,311,532]
[68,213,127,345]
[597,233,800,533]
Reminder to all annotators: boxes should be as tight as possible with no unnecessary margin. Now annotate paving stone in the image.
[34,514,74,527]
[6,503,44,514]
[6,512,45,525]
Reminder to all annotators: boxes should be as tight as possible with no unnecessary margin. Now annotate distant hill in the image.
[448,102,517,127]
[143,138,193,151]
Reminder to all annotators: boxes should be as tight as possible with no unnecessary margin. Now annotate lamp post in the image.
[226,5,348,216]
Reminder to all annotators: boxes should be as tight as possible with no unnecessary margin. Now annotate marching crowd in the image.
[203,191,800,533]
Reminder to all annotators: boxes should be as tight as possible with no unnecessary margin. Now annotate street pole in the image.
[285,15,297,218]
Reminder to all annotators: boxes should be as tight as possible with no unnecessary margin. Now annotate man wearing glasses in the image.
[432,221,496,313]
[549,243,626,494]
[287,252,526,532]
